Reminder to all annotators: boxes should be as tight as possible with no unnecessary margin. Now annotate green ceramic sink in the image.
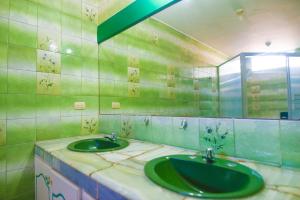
[144,155,264,199]
[67,138,129,152]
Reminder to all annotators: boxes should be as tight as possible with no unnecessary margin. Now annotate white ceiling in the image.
[154,0,300,57]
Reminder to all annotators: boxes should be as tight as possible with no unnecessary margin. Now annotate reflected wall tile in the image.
[61,54,82,76]
[0,43,8,68]
[81,77,99,96]
[0,172,5,199]
[0,95,6,120]
[6,167,34,199]
[38,28,61,52]
[6,119,36,145]
[9,0,38,25]
[60,116,81,138]
[82,57,98,78]
[7,69,36,94]
[199,118,235,156]
[9,20,37,48]
[62,35,81,56]
[61,75,82,96]
[36,95,61,117]
[235,119,281,165]
[172,117,199,150]
[6,94,36,119]
[280,120,300,168]
[0,0,9,18]
[8,45,36,71]
[37,72,61,95]
[81,96,99,116]
[61,14,82,38]
[60,96,82,117]
[38,6,61,31]
[6,143,34,171]
[0,69,7,93]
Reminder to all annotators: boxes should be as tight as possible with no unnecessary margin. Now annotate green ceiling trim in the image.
[97,0,181,44]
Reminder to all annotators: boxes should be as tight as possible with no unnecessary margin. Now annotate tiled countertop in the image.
[35,135,300,200]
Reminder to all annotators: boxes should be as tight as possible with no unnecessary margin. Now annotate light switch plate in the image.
[74,102,86,110]
[112,102,121,109]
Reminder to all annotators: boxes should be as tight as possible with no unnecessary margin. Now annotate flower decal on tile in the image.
[38,29,60,52]
[167,87,176,99]
[203,122,229,152]
[83,4,98,23]
[128,56,140,68]
[128,83,140,97]
[0,120,6,146]
[37,50,61,74]
[120,119,132,138]
[82,117,98,134]
[37,73,61,95]
[128,67,140,83]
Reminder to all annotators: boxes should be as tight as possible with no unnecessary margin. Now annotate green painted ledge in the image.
[97,0,181,43]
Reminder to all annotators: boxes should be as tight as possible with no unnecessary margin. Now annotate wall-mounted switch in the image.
[74,102,86,110]
[112,102,121,109]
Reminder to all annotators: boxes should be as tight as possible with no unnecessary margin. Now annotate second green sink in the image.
[67,138,129,152]
[145,155,264,199]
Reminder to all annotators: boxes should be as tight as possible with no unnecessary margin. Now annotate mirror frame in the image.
[97,0,181,44]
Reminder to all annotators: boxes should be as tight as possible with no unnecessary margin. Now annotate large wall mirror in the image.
[98,0,300,120]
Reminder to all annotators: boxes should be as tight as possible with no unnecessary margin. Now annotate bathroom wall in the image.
[100,114,300,169]
[0,0,101,199]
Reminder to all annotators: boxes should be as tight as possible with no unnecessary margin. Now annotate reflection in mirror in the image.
[153,0,300,119]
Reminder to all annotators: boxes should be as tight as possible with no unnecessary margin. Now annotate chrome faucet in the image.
[203,147,215,163]
[104,132,117,142]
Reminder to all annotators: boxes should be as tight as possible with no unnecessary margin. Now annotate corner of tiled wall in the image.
[0,0,102,198]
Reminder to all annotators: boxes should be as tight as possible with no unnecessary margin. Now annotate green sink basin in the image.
[145,155,264,199]
[67,138,129,152]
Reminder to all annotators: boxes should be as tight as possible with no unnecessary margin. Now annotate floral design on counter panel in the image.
[121,118,132,138]
[82,118,98,134]
[203,122,229,152]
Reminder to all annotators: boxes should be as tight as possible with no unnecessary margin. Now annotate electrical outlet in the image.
[74,102,86,110]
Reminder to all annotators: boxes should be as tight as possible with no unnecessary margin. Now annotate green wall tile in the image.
[81,77,98,96]
[280,120,300,168]
[9,0,38,25]
[0,172,5,199]
[61,14,82,38]
[6,167,34,199]
[0,146,6,172]
[38,5,61,31]
[62,0,82,18]
[36,117,61,141]
[8,45,36,71]
[38,0,61,10]
[61,54,82,76]
[7,69,36,94]
[0,0,10,18]
[61,75,82,96]
[61,35,81,56]
[0,69,7,93]
[99,114,121,134]
[6,94,36,119]
[235,119,281,165]
[130,116,152,141]
[6,143,34,170]
[0,18,8,43]
[81,40,98,59]
[9,20,37,48]
[82,22,97,42]
[60,116,81,138]
[7,119,36,145]
[81,96,99,115]
[36,95,61,117]
[99,79,115,96]
[150,116,173,144]
[0,120,6,146]
[60,96,82,116]
[0,95,6,119]
[199,118,235,156]
[82,57,98,78]
[172,117,199,150]
[0,43,8,68]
